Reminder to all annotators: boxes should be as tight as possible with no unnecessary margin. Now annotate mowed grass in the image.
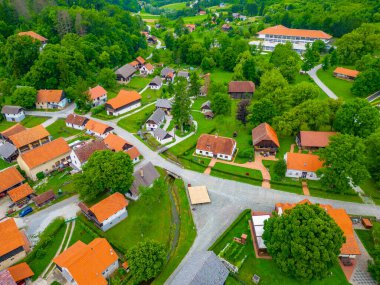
[213,162,263,180]
[0,159,15,170]
[0,116,48,131]
[139,12,161,20]
[128,76,151,90]
[161,2,187,10]
[46,119,82,139]
[33,169,77,195]
[360,178,380,205]
[316,66,355,101]
[117,104,156,133]
[210,69,234,84]
[183,14,208,23]
[68,220,97,247]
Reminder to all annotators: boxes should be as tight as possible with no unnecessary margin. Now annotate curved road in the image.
[307,64,338,100]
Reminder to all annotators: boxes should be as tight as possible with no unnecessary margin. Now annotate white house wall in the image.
[101,208,128,231]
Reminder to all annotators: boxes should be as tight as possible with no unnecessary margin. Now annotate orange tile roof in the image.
[18,31,47,42]
[53,238,118,285]
[130,60,139,67]
[0,123,26,138]
[88,85,107,100]
[186,24,196,29]
[299,131,337,148]
[0,218,26,257]
[36,90,64,104]
[258,25,332,39]
[286,152,323,172]
[19,138,70,169]
[136,56,146,64]
[252,123,280,148]
[196,134,236,156]
[104,133,132,152]
[106,90,141,110]
[8,262,34,282]
[275,199,361,255]
[145,63,154,71]
[334,67,360,78]
[126,146,140,160]
[0,167,24,193]
[8,125,50,148]
[8,183,34,203]
[89,192,128,223]
[85,119,113,135]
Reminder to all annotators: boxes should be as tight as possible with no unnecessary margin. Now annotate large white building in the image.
[195,134,236,161]
[251,25,332,53]
[284,152,323,180]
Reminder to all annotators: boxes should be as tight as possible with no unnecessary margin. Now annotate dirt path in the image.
[302,181,310,196]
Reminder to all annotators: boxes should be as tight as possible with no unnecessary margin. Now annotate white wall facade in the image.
[146,122,159,131]
[92,95,107,107]
[65,122,86,130]
[70,151,83,170]
[102,260,119,278]
[101,208,128,231]
[107,102,141,116]
[285,169,320,180]
[149,84,162,90]
[4,112,25,122]
[155,135,173,145]
[195,143,236,161]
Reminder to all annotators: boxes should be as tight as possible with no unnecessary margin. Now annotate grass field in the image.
[139,12,161,20]
[211,211,350,285]
[210,69,234,84]
[213,162,263,180]
[161,2,187,10]
[0,159,15,170]
[183,14,208,23]
[276,136,294,159]
[33,169,76,195]
[68,220,97,247]
[117,104,156,133]
[0,116,48,131]
[46,119,82,139]
[128,76,151,90]
[360,178,380,205]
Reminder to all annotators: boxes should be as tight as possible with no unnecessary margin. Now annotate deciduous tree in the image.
[365,129,380,186]
[236,99,250,125]
[97,68,116,89]
[351,68,380,97]
[249,98,277,126]
[11,87,37,109]
[172,78,191,133]
[188,72,201,98]
[211,93,231,116]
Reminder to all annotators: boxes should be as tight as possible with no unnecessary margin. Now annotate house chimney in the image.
[140,169,144,178]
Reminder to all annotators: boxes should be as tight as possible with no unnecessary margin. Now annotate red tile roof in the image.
[299,131,337,148]
[0,167,25,194]
[73,140,108,164]
[36,90,64,104]
[8,125,50,148]
[0,124,26,138]
[0,218,26,257]
[104,133,132,152]
[126,146,140,160]
[65,114,88,126]
[89,192,129,223]
[258,25,332,39]
[286,152,323,172]
[7,262,34,282]
[8,184,34,203]
[334,67,360,78]
[85,120,113,135]
[136,56,146,65]
[145,63,154,71]
[228,81,255,93]
[106,90,141,110]
[88,85,107,100]
[18,31,47,42]
[252,123,280,148]
[196,134,236,156]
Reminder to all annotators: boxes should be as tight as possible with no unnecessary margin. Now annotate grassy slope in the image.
[0,116,48,131]
[161,2,187,10]
[117,104,156,133]
[46,119,81,138]
[68,220,97,246]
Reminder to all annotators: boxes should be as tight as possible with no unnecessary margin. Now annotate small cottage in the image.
[105,90,142,116]
[36,90,67,109]
[1,106,25,122]
[146,109,166,131]
[228,81,255,99]
[153,128,174,144]
[88,85,107,107]
[65,114,89,130]
[149,76,163,90]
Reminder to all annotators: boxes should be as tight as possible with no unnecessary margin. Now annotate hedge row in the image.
[211,168,262,183]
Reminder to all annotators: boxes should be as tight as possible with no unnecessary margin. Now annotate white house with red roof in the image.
[196,134,236,161]
[140,63,155,75]
[87,85,107,107]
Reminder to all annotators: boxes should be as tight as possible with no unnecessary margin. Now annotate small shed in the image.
[362,218,373,229]
[188,186,211,205]
[32,190,56,207]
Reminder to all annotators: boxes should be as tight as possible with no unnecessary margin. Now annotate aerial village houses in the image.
[8,125,50,153]
[88,85,108,107]
[200,101,211,113]
[296,131,337,150]
[222,24,232,31]
[196,134,237,161]
[79,192,129,231]
[7,183,34,206]
[85,119,114,138]
[228,81,255,99]
[105,90,142,116]
[0,167,25,196]
[251,211,271,255]
[149,76,163,90]
[252,123,280,155]
[0,124,26,141]
[140,63,155,75]
[53,238,119,285]
[115,63,136,83]
[161,67,176,82]
[65,114,89,130]
[1,106,25,122]
[255,25,332,53]
[104,133,140,164]
[18,31,48,49]
[127,162,160,200]
[17,137,71,180]
[146,108,166,131]
[70,140,108,170]
[147,35,158,44]
[284,152,324,180]
[153,128,174,144]
[156,99,172,114]
[0,262,34,284]
[36,89,67,109]
[333,67,360,81]
[0,218,30,270]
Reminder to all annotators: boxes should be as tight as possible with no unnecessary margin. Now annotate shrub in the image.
[237,148,254,159]
[91,105,104,115]
[36,172,45,180]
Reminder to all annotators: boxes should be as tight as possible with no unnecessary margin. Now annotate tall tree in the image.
[249,98,277,126]
[211,93,231,116]
[365,129,380,186]
[322,54,330,71]
[263,204,344,280]
[236,99,250,125]
[11,87,37,109]
[318,134,370,193]
[270,42,300,82]
[351,69,380,97]
[97,68,116,89]
[188,72,201,98]
[172,78,191,133]
[302,43,320,71]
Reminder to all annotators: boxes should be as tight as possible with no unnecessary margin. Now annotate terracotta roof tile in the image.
[0,124,26,139]
[196,134,236,156]
[18,138,71,169]
[8,125,50,148]
[0,218,26,257]
[258,25,332,39]
[145,63,154,71]
[136,56,146,64]
[130,61,139,67]
[252,123,280,148]
[73,140,108,164]
[18,31,47,42]
[87,85,107,100]
[8,184,34,203]
[65,114,88,126]
[0,167,25,193]
[89,192,128,223]
[36,90,64,104]
[53,238,118,285]
[85,120,113,135]
[104,133,132,152]
[334,67,360,78]
[106,90,141,110]
[286,152,323,172]
[7,262,34,282]
[299,131,337,148]
[126,146,140,160]
[228,81,255,93]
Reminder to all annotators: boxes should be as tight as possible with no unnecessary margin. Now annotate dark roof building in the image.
[0,142,18,162]
[161,67,175,77]
[201,101,211,112]
[146,109,166,126]
[149,76,163,87]
[129,162,160,198]
[32,190,56,207]
[228,81,255,99]
[1,106,24,115]
[115,64,137,82]
[153,128,173,141]
[156,99,172,110]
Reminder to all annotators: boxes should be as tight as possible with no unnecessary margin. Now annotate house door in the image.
[302,172,307,178]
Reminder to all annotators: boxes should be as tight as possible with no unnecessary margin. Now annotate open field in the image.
[210,69,234,84]
[46,119,82,138]
[161,2,187,10]
[183,14,208,23]
[127,76,151,90]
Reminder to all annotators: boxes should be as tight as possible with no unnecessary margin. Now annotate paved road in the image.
[367,90,380,102]
[25,104,76,118]
[307,64,338,100]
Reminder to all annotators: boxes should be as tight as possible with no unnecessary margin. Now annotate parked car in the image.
[19,206,33,217]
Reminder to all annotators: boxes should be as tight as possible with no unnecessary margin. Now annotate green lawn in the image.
[117,104,156,133]
[0,159,15,170]
[46,119,82,139]
[32,169,77,195]
[210,164,262,187]
[213,162,263,180]
[161,2,187,10]
[210,210,350,285]
[210,69,234,84]
[308,188,362,203]
[276,136,294,159]
[68,219,98,247]
[316,66,356,101]
[0,120,15,131]
[0,116,48,132]
[183,14,208,23]
[140,12,161,20]
[356,229,376,257]
[141,88,162,105]
[128,76,151,90]
[360,178,380,205]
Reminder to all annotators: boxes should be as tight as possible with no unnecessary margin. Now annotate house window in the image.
[225,155,228,159]
[199,151,203,154]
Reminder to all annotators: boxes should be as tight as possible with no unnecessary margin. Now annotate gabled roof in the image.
[73,140,108,164]
[0,142,17,160]
[53,238,118,285]
[156,99,172,109]
[88,85,107,100]
[161,67,175,77]
[0,124,26,139]
[171,251,229,285]
[196,134,236,156]
[0,218,25,257]
[153,128,172,140]
[36,90,64,104]
[299,131,337,148]
[334,67,360,78]
[201,101,211,110]
[104,133,132,152]
[65,114,88,126]
[7,262,34,282]
[130,162,160,196]
[147,108,166,125]
[18,31,47,42]
[286,152,323,172]
[130,61,139,68]
[228,81,255,93]
[19,138,70,169]
[257,25,332,39]
[85,120,113,135]
[89,192,129,223]
[8,125,50,148]
[178,71,189,78]
[106,90,141,110]
[252,123,280,147]
[136,56,146,65]
[32,190,55,206]
[1,106,24,115]
[150,76,163,86]
[145,63,154,71]
[8,183,34,203]
[0,167,25,193]
[126,146,140,160]
[115,64,137,79]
